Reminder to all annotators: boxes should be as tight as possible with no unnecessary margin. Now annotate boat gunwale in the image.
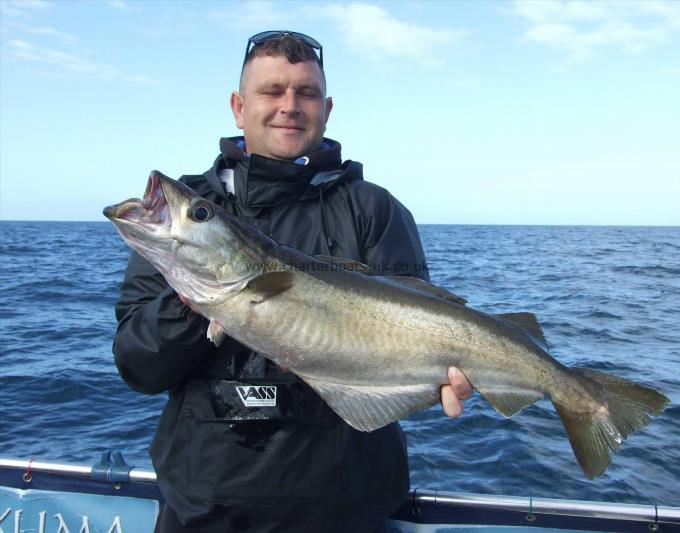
[412,488,680,523]
[2,457,678,525]
[0,458,157,483]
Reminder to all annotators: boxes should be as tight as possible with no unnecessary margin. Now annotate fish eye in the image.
[189,202,213,222]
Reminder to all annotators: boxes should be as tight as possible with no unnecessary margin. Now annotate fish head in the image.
[103,171,271,305]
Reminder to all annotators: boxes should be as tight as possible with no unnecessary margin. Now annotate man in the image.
[113,31,471,532]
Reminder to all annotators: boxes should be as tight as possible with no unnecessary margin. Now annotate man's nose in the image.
[280,91,300,115]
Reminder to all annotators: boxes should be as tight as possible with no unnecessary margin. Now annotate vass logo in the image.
[236,385,277,407]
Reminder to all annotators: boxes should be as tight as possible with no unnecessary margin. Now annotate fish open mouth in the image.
[103,171,171,229]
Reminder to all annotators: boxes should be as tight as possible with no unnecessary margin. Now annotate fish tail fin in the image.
[554,368,669,479]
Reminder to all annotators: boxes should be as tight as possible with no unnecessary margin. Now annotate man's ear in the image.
[230,91,245,130]
[324,96,333,123]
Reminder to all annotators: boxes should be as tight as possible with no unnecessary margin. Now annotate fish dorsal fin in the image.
[207,319,227,346]
[302,376,441,432]
[496,312,548,346]
[376,276,467,306]
[314,255,371,273]
[246,271,295,303]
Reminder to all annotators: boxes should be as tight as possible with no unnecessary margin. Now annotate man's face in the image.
[230,55,333,161]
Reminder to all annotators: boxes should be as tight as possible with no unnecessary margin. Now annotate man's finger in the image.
[441,385,463,418]
[178,293,201,314]
[448,367,473,400]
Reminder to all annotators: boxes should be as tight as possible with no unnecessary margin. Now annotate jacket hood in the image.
[204,137,362,211]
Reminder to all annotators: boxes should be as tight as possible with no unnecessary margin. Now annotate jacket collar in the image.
[212,136,346,209]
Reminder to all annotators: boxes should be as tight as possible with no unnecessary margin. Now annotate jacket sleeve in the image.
[359,188,430,282]
[112,251,215,394]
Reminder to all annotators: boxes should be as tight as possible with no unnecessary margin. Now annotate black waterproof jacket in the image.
[113,137,429,532]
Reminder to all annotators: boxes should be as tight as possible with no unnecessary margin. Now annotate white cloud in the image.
[510,0,680,64]
[207,2,465,66]
[322,3,466,65]
[107,0,141,12]
[27,26,76,44]
[8,39,155,83]
[526,20,667,60]
[0,0,48,17]
[209,1,293,30]
[511,0,613,24]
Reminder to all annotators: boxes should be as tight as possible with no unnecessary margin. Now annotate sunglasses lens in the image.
[290,32,321,50]
[250,31,284,46]
[244,31,323,66]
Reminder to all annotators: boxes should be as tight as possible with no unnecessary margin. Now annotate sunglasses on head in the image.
[244,31,323,68]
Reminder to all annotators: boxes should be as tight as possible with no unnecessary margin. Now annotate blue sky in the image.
[1,0,678,224]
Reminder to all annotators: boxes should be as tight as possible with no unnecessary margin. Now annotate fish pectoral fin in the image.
[495,312,548,347]
[375,276,468,305]
[476,385,544,417]
[302,377,440,432]
[246,271,295,303]
[207,319,227,346]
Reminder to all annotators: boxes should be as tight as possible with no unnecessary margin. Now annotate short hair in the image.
[245,35,322,67]
[240,36,325,90]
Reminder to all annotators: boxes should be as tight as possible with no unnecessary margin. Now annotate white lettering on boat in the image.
[0,508,122,533]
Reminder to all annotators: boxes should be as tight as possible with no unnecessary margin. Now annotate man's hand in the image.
[441,367,473,417]
[178,293,202,315]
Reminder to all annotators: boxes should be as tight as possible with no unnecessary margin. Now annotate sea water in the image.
[1,222,678,505]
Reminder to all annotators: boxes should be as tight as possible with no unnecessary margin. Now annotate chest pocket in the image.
[206,378,335,426]
[195,338,336,425]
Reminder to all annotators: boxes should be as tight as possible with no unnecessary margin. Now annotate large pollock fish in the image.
[104,171,669,478]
